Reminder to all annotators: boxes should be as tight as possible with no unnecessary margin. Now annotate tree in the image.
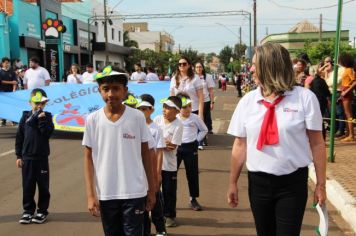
[123,31,138,48]
[234,43,247,59]
[180,48,202,64]
[219,46,234,71]
[206,52,217,63]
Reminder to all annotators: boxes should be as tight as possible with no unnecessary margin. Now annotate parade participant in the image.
[195,61,215,140]
[131,63,146,82]
[15,88,54,224]
[123,92,138,108]
[0,57,18,126]
[220,74,227,91]
[146,67,160,81]
[154,96,183,227]
[170,56,204,119]
[338,53,356,142]
[82,63,97,84]
[227,43,326,236]
[66,64,83,84]
[176,93,207,211]
[294,58,307,86]
[16,68,25,90]
[137,94,167,236]
[83,66,156,236]
[23,57,51,90]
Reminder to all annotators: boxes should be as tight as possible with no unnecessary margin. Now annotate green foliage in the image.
[123,31,138,48]
[219,46,234,71]
[180,48,203,64]
[234,43,247,59]
[206,52,217,63]
[295,39,356,64]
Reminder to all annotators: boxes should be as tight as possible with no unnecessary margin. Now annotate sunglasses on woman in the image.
[178,62,188,67]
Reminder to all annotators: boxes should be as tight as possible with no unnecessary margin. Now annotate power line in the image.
[267,0,355,11]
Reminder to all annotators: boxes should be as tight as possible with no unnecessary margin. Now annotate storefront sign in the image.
[46,44,59,82]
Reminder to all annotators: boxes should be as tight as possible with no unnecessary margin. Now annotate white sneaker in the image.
[198,145,203,150]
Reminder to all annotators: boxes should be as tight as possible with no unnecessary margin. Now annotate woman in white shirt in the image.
[170,56,204,120]
[66,64,82,84]
[227,43,326,236]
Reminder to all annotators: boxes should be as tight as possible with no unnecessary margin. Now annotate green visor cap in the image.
[95,66,128,80]
[30,91,49,103]
[123,94,138,106]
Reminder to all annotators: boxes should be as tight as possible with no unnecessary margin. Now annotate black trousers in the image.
[177,141,199,198]
[143,191,166,235]
[203,101,213,132]
[22,159,50,215]
[161,170,177,218]
[100,197,145,236]
[248,167,308,236]
[236,83,242,97]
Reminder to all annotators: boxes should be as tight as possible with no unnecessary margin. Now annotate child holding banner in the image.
[154,96,183,227]
[82,66,156,236]
[15,88,54,224]
[137,94,167,235]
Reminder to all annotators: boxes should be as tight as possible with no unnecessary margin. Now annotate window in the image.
[118,31,121,42]
[112,28,115,40]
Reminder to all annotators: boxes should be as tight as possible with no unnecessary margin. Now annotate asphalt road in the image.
[0,86,354,236]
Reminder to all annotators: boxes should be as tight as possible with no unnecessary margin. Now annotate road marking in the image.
[0,149,15,157]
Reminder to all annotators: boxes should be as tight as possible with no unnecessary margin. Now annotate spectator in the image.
[23,57,51,90]
[66,64,83,84]
[146,67,160,81]
[131,63,146,82]
[294,59,307,86]
[0,57,18,126]
[82,63,97,84]
[16,68,26,90]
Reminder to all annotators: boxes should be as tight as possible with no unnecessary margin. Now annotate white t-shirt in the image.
[149,122,166,149]
[67,74,83,84]
[177,113,208,143]
[82,71,97,84]
[146,72,159,81]
[131,71,146,82]
[198,74,215,102]
[170,75,203,112]
[153,115,183,171]
[82,106,151,200]
[23,66,51,89]
[227,86,322,176]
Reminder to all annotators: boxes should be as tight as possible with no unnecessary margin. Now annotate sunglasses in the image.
[178,62,188,67]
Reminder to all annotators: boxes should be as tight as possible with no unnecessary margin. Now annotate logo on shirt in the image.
[123,133,136,139]
[283,108,298,113]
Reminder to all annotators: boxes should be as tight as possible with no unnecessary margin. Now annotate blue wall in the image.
[0,13,10,58]
[62,16,74,45]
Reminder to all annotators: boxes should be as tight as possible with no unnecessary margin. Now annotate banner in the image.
[0,82,170,132]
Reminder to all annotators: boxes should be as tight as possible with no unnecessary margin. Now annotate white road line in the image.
[0,149,15,157]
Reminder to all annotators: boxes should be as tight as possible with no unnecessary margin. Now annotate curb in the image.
[309,164,356,232]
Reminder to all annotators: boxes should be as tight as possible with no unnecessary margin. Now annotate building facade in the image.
[260,20,349,57]
[123,22,174,52]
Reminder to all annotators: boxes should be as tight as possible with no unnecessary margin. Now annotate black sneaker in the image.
[19,213,33,224]
[189,199,202,211]
[31,213,48,224]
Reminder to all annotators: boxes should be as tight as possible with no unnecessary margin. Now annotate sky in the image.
[108,0,356,54]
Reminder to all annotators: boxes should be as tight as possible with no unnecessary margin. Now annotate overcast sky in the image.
[109,0,356,54]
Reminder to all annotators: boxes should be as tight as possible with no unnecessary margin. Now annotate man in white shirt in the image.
[146,67,159,81]
[131,63,146,82]
[23,57,51,90]
[82,63,97,84]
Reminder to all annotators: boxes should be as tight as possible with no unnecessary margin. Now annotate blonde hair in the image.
[255,43,295,96]
[70,63,80,74]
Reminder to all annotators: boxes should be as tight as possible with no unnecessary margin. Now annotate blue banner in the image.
[0,82,170,132]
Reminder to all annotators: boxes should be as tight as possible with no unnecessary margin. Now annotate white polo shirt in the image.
[82,106,151,200]
[198,74,215,102]
[170,75,203,112]
[177,113,208,143]
[227,86,322,176]
[149,122,166,149]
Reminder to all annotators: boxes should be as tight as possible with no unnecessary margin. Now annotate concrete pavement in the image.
[0,85,354,235]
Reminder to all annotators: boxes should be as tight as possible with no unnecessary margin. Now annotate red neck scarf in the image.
[256,96,284,150]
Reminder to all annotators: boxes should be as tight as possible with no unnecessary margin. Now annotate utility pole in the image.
[239,26,242,44]
[319,13,323,41]
[253,0,257,47]
[103,0,109,65]
[266,27,268,36]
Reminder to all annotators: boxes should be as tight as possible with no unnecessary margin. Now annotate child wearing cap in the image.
[15,88,54,224]
[123,92,138,108]
[137,94,167,236]
[82,66,156,236]
[153,96,183,227]
[176,93,208,211]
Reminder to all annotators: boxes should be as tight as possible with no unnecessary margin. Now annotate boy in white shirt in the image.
[154,96,183,228]
[176,93,208,211]
[82,63,97,84]
[137,94,167,236]
[82,65,156,236]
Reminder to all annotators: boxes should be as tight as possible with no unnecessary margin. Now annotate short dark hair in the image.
[30,88,47,98]
[140,94,155,106]
[29,56,40,64]
[1,57,10,63]
[147,67,154,73]
[96,66,128,86]
[167,96,182,109]
[176,92,190,100]
[86,63,93,68]
[297,59,307,67]
[135,63,142,68]
[339,53,355,68]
